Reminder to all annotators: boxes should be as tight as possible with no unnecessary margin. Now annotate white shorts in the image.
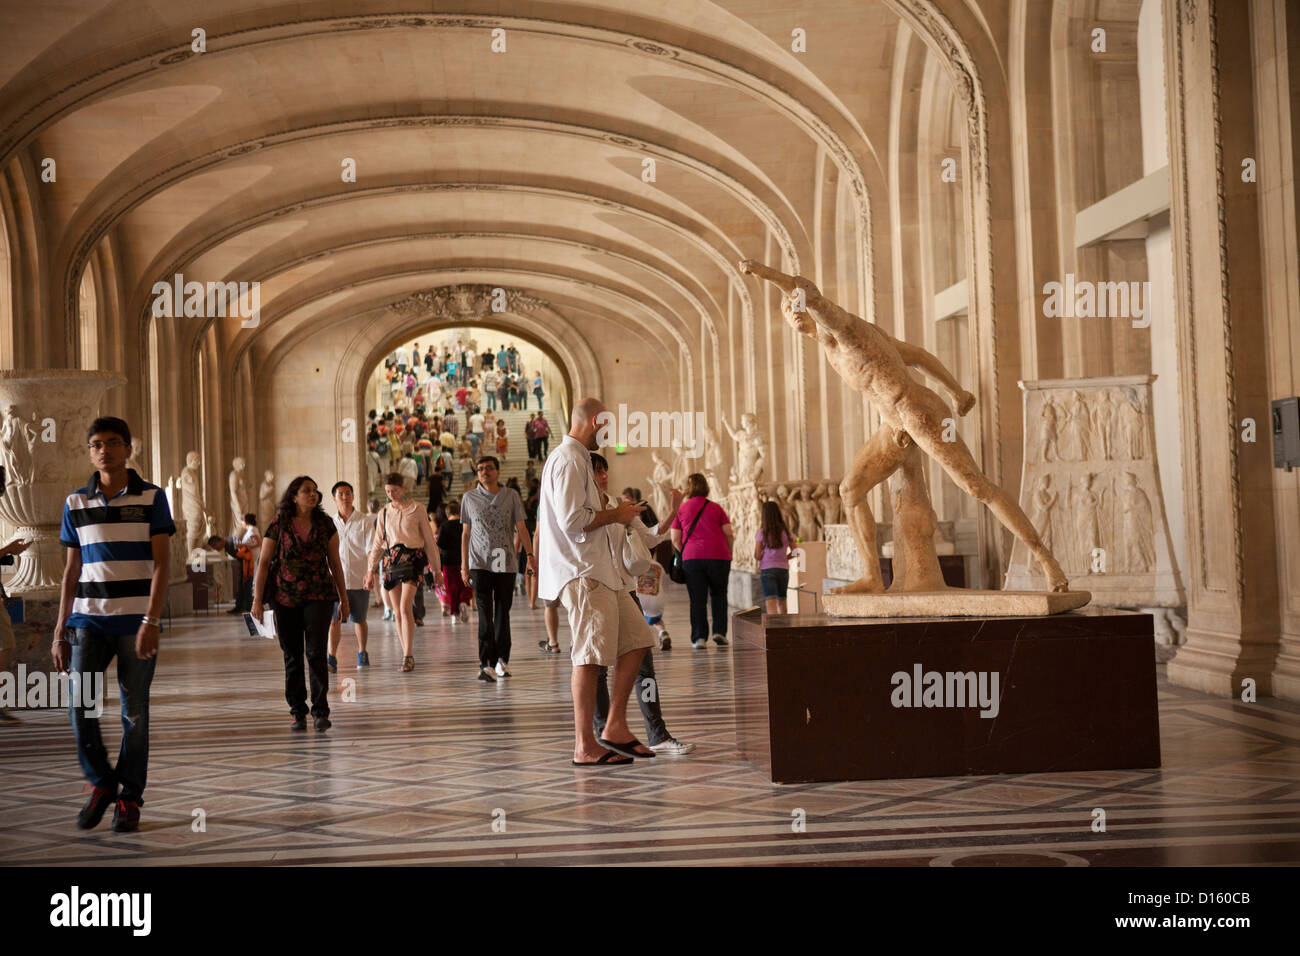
[559,577,654,667]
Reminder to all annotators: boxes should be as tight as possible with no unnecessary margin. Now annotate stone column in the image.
[1162,0,1283,696]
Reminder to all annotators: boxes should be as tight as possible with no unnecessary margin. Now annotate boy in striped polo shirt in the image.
[52,417,174,833]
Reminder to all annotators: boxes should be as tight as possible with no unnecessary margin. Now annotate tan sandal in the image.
[400,656,415,672]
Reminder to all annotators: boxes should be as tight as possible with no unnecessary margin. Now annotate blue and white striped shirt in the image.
[59,468,175,635]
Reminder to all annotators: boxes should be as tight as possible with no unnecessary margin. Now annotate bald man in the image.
[537,397,654,765]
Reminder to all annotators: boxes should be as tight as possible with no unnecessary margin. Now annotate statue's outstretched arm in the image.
[739,259,798,293]
[891,339,975,414]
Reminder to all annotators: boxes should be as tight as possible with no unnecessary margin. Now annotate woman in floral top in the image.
[252,476,348,732]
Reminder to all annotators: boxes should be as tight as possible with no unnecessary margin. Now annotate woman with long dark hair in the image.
[755,499,795,614]
[252,476,349,732]
[364,473,440,672]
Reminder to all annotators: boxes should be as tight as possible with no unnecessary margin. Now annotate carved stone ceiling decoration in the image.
[387,285,548,319]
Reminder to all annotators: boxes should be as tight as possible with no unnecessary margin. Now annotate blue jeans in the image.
[69,626,156,804]
[595,649,669,746]
[486,391,497,411]
[468,433,482,459]
[682,558,731,642]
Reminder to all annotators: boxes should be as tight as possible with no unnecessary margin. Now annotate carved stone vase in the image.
[0,369,126,597]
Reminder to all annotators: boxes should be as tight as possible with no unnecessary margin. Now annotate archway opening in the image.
[360,325,570,505]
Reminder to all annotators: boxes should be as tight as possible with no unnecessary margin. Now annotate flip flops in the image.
[572,751,633,767]
[598,736,656,759]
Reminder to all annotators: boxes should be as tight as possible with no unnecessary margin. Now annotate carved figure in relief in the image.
[740,259,1070,591]
[1059,390,1092,462]
[1074,473,1101,571]
[1118,472,1155,572]
[721,412,766,485]
[1091,389,1118,461]
[791,483,821,541]
[812,481,842,526]
[772,484,798,537]
[1039,397,1060,462]
[1029,473,1058,552]
[0,404,36,485]
[1118,392,1145,460]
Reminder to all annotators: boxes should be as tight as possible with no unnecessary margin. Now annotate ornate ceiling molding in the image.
[385,284,549,319]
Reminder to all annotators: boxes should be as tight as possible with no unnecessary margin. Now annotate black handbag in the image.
[380,508,422,590]
[668,500,707,584]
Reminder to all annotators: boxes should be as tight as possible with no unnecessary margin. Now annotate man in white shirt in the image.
[537,397,654,766]
[328,481,376,670]
[468,409,486,459]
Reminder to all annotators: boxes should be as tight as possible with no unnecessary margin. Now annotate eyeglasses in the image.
[87,439,126,451]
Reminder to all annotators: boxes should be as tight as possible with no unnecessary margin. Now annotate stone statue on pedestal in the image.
[228,457,251,535]
[179,451,211,554]
[741,258,1084,616]
[258,470,276,530]
[721,412,766,486]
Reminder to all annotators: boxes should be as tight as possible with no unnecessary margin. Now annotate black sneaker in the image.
[314,715,332,732]
[712,633,729,647]
[111,799,140,833]
[76,785,117,830]
[477,667,497,683]
[327,654,338,674]
[290,715,307,731]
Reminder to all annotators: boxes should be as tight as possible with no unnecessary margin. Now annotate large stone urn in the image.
[0,369,127,598]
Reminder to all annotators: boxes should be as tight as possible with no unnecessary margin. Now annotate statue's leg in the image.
[891,442,947,591]
[832,427,907,594]
[899,394,1069,591]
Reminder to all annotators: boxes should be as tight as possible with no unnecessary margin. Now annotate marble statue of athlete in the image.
[739,259,1069,593]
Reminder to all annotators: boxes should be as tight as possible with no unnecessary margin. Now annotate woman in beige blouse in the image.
[363,474,440,672]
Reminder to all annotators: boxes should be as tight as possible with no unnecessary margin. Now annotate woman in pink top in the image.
[670,473,734,648]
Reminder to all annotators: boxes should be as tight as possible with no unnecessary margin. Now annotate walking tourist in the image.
[252,475,349,733]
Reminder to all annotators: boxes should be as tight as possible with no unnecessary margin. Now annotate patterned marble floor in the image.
[2,588,1298,867]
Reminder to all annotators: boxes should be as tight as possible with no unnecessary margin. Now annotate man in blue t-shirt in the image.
[53,416,174,834]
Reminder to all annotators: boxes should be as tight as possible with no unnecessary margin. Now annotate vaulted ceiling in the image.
[0,0,914,373]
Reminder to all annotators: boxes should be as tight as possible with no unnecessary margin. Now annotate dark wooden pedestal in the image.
[732,607,1161,784]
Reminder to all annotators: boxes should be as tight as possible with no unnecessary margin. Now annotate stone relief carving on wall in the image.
[1005,376,1184,622]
